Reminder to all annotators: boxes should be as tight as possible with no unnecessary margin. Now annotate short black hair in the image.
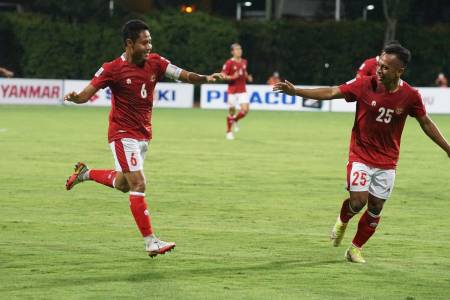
[384,40,400,48]
[383,44,411,67]
[230,43,241,50]
[122,19,149,45]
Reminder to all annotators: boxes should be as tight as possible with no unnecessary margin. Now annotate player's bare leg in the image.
[113,172,130,193]
[346,193,384,263]
[124,170,175,257]
[226,106,236,140]
[331,192,366,246]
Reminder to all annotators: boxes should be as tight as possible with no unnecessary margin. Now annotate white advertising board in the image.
[153,82,194,108]
[0,78,63,105]
[200,84,330,111]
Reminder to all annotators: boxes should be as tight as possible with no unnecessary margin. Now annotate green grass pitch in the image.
[1,105,449,299]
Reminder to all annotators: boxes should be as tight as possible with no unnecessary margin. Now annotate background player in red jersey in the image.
[221,43,253,140]
[274,44,450,263]
[64,20,222,258]
[356,41,400,78]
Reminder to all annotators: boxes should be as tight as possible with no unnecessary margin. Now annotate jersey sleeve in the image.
[356,62,368,77]
[91,62,114,89]
[338,77,365,102]
[157,55,170,81]
[147,54,170,81]
[221,60,232,75]
[408,89,427,117]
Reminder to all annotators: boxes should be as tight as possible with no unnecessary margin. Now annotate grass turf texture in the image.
[1,105,449,300]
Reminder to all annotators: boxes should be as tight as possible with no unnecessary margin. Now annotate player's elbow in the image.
[328,87,342,100]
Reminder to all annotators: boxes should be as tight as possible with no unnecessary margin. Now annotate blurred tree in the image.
[27,0,128,23]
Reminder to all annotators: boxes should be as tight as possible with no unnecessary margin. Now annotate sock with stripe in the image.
[339,198,359,223]
[352,210,381,248]
[87,170,117,188]
[129,192,153,237]
[235,110,247,122]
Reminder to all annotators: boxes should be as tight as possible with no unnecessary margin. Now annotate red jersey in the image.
[339,75,426,169]
[91,53,169,143]
[357,56,378,77]
[222,58,248,94]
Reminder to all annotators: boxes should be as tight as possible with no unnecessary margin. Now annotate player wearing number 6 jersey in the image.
[274,44,450,263]
[64,20,222,258]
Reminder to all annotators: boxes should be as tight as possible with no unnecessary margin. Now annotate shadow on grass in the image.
[40,258,343,288]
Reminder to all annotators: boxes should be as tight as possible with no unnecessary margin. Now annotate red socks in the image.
[226,115,234,133]
[339,198,358,223]
[226,111,248,133]
[235,110,247,122]
[88,170,116,188]
[129,192,153,237]
[352,210,380,248]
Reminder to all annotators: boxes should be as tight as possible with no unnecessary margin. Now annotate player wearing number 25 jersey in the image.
[63,20,222,258]
[274,44,450,263]
[340,75,425,169]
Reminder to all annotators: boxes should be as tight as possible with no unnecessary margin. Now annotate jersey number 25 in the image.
[376,107,394,124]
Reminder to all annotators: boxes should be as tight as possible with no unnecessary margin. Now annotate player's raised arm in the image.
[416,114,450,158]
[64,84,99,104]
[176,69,223,84]
[273,80,343,100]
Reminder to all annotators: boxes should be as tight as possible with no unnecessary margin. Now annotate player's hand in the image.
[206,73,224,83]
[247,74,253,83]
[4,70,14,78]
[273,80,296,96]
[64,91,80,103]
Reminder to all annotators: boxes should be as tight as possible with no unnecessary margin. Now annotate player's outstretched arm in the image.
[64,84,99,104]
[273,80,342,100]
[178,70,223,84]
[416,114,450,158]
[0,67,14,78]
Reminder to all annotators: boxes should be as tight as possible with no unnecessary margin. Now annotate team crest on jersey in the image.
[371,100,377,107]
[126,78,131,84]
[395,107,404,115]
[150,74,156,82]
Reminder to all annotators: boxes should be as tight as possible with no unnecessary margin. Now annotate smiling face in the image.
[126,30,152,65]
[376,53,405,85]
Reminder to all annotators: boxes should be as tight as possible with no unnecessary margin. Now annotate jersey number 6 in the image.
[141,83,147,98]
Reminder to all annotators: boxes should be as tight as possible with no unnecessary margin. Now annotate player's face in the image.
[231,46,242,58]
[376,53,404,84]
[128,30,152,63]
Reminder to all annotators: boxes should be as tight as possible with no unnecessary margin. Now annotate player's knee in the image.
[368,201,384,215]
[113,176,129,193]
[368,195,385,215]
[130,180,146,193]
[116,183,130,193]
[349,197,366,212]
